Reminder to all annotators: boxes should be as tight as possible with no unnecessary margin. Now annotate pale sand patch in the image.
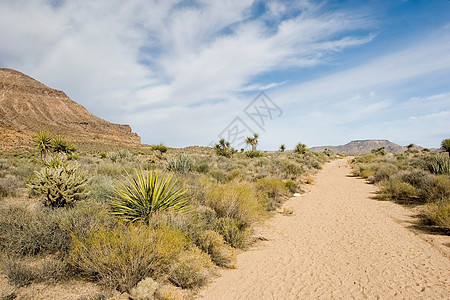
[197,158,450,299]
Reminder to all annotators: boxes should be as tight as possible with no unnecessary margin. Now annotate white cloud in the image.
[1,0,448,148]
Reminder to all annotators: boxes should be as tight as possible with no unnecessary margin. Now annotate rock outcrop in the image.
[0,68,140,148]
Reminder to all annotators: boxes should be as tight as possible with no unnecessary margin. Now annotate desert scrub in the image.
[0,205,69,257]
[203,182,264,226]
[166,154,193,173]
[4,257,71,287]
[245,150,264,158]
[97,162,127,177]
[169,246,213,289]
[110,169,189,223]
[130,277,159,300]
[379,180,419,203]
[255,177,287,210]
[214,217,251,248]
[89,174,117,202]
[196,230,236,268]
[424,200,450,229]
[69,224,187,292]
[28,161,89,208]
[0,176,21,198]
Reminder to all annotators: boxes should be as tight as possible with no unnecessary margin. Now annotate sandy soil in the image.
[198,158,450,299]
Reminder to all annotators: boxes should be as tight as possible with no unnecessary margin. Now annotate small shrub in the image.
[209,169,228,183]
[204,182,263,226]
[373,164,398,183]
[152,144,168,155]
[214,217,251,249]
[130,277,159,300]
[28,161,89,208]
[166,154,193,173]
[360,169,375,179]
[97,163,125,177]
[425,201,450,229]
[0,176,20,198]
[283,161,304,176]
[169,247,213,289]
[0,205,69,256]
[69,224,187,292]
[100,152,107,159]
[155,284,187,300]
[256,177,287,210]
[380,180,418,202]
[90,175,117,202]
[371,147,387,156]
[304,175,314,184]
[196,230,236,268]
[4,258,70,287]
[110,169,189,223]
[195,162,210,174]
[284,179,299,193]
[245,151,264,158]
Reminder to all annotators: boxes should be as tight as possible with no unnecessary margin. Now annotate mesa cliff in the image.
[0,68,140,149]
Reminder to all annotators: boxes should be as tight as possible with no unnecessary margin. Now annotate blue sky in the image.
[0,0,449,149]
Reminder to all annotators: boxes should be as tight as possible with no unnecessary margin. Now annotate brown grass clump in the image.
[196,230,236,268]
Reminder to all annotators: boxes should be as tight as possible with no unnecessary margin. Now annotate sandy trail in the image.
[198,159,450,299]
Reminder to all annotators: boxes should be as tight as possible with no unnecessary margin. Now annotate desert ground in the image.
[198,158,450,299]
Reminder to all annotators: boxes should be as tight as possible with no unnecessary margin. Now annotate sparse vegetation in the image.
[294,142,308,154]
[0,139,326,296]
[352,151,450,229]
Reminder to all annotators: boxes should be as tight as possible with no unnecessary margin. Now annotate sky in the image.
[0,0,449,150]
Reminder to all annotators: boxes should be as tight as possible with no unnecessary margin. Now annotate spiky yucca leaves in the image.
[28,162,89,208]
[32,130,53,160]
[52,135,76,154]
[110,169,189,223]
[428,154,450,174]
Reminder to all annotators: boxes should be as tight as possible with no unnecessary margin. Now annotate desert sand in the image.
[198,158,450,299]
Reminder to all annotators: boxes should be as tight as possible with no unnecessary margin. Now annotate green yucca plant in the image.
[110,169,189,223]
[428,154,450,174]
[52,135,76,154]
[32,130,53,160]
[166,154,193,173]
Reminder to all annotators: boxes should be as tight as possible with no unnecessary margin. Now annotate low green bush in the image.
[169,246,213,289]
[214,217,251,249]
[425,200,450,228]
[245,151,264,158]
[69,224,187,292]
[428,154,450,174]
[196,230,236,268]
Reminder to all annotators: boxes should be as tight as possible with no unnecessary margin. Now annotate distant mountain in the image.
[309,140,409,154]
[0,68,140,149]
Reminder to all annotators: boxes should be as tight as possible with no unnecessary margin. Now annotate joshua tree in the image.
[32,130,53,160]
[215,139,236,158]
[245,133,259,152]
[441,139,450,157]
[279,144,286,152]
[294,142,308,154]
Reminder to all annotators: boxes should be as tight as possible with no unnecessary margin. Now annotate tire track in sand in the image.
[197,158,450,299]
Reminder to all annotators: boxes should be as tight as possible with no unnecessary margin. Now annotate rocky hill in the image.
[0,68,140,149]
[310,140,407,154]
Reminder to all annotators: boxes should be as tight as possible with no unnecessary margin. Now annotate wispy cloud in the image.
[0,0,448,148]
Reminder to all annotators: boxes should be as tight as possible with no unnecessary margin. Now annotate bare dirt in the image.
[198,158,450,299]
[0,68,140,149]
